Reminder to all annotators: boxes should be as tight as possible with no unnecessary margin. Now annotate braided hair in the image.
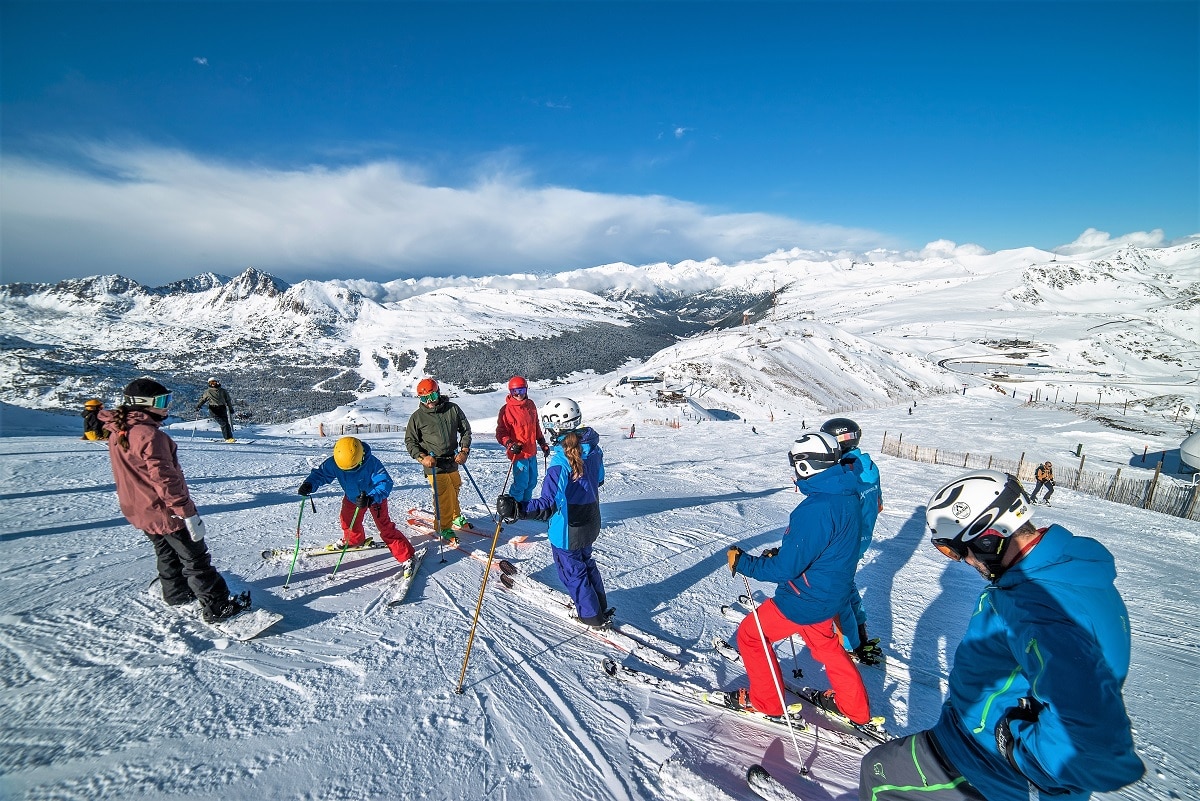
[560,430,584,479]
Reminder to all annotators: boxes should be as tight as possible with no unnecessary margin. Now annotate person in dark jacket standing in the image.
[404,377,473,537]
[859,470,1143,801]
[725,431,871,724]
[495,375,550,504]
[496,398,609,627]
[297,436,415,565]
[195,377,236,442]
[100,377,248,622]
[81,398,108,441]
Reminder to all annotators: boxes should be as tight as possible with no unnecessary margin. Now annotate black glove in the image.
[541,444,550,457]
[298,481,313,496]
[762,547,780,559]
[356,492,371,508]
[507,442,523,455]
[496,494,519,524]
[995,697,1044,772]
[727,546,743,575]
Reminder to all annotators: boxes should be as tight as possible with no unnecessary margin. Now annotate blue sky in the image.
[1,1,1196,286]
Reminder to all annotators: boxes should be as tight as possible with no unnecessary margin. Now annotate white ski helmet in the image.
[926,470,1033,572]
[541,397,583,437]
[788,431,842,480]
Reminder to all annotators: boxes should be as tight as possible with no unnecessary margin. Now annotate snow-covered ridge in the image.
[0,240,1197,424]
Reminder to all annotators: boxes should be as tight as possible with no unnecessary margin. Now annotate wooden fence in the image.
[880,433,1200,522]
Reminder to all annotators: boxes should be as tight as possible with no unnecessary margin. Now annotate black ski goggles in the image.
[933,529,1006,562]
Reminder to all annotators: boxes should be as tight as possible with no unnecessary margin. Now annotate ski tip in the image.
[496,559,517,575]
[601,657,619,676]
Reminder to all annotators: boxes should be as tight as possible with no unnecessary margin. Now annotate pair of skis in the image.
[403,513,682,671]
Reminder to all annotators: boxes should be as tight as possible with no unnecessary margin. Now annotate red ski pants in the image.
[736,598,870,723]
[339,497,414,563]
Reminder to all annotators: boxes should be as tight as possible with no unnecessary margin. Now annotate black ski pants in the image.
[207,405,234,440]
[859,730,987,801]
[148,529,231,614]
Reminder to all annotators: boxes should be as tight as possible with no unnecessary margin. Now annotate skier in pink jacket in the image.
[101,377,248,623]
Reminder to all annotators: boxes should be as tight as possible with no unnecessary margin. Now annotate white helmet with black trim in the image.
[788,431,841,480]
[540,397,583,437]
[926,470,1034,577]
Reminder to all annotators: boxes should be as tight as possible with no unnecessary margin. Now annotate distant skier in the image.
[496,398,609,627]
[629,423,635,439]
[100,377,249,622]
[724,431,871,724]
[821,417,884,663]
[297,436,415,566]
[195,377,236,442]
[81,398,108,441]
[860,470,1144,801]
[405,378,473,537]
[1029,461,1055,505]
[495,376,550,505]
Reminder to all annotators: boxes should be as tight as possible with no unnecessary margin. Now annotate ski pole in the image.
[330,503,364,579]
[461,462,497,522]
[454,458,516,694]
[283,497,307,589]
[740,573,805,764]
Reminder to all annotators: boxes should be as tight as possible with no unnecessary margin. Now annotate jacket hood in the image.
[1001,524,1117,591]
[796,462,860,496]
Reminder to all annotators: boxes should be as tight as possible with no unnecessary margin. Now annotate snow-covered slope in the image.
[0,379,1194,801]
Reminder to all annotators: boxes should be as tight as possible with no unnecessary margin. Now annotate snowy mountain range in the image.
[1,238,1197,427]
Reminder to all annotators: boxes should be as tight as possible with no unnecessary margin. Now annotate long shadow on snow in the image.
[599,488,781,525]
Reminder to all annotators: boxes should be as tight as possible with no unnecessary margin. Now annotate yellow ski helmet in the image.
[84,398,103,410]
[333,436,365,470]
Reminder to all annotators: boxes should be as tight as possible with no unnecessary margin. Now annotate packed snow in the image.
[1,374,1196,800]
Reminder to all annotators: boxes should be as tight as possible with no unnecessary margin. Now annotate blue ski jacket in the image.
[933,524,1144,801]
[303,442,394,505]
[521,427,604,551]
[845,448,882,558]
[735,463,862,625]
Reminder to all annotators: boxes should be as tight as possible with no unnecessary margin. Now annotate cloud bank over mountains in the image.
[1,144,894,285]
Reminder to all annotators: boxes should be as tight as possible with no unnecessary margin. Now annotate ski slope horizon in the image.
[1,366,1197,800]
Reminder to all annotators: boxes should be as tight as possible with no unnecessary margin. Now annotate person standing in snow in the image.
[297,436,415,565]
[725,431,872,724]
[1029,460,1055,505]
[100,377,249,623]
[821,417,884,663]
[195,377,236,442]
[405,377,474,537]
[81,398,108,441]
[495,376,551,505]
[859,469,1143,801]
[496,398,609,627]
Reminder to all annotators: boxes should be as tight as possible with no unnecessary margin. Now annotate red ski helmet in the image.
[508,376,528,392]
[416,378,439,398]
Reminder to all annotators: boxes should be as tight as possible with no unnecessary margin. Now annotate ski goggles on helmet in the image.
[419,391,439,403]
[510,387,527,397]
[125,391,172,409]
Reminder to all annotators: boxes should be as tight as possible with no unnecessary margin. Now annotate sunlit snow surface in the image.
[1,380,1196,800]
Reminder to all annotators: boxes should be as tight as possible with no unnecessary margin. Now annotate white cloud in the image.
[1055,227,1166,254]
[674,127,689,139]
[0,144,896,285]
[193,57,208,66]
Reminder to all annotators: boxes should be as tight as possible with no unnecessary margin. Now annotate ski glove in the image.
[995,696,1044,772]
[727,546,743,575]
[541,445,551,457]
[507,442,523,455]
[183,515,207,542]
[761,547,780,559]
[356,492,372,508]
[298,481,314,496]
[496,494,519,524]
[454,448,469,465]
